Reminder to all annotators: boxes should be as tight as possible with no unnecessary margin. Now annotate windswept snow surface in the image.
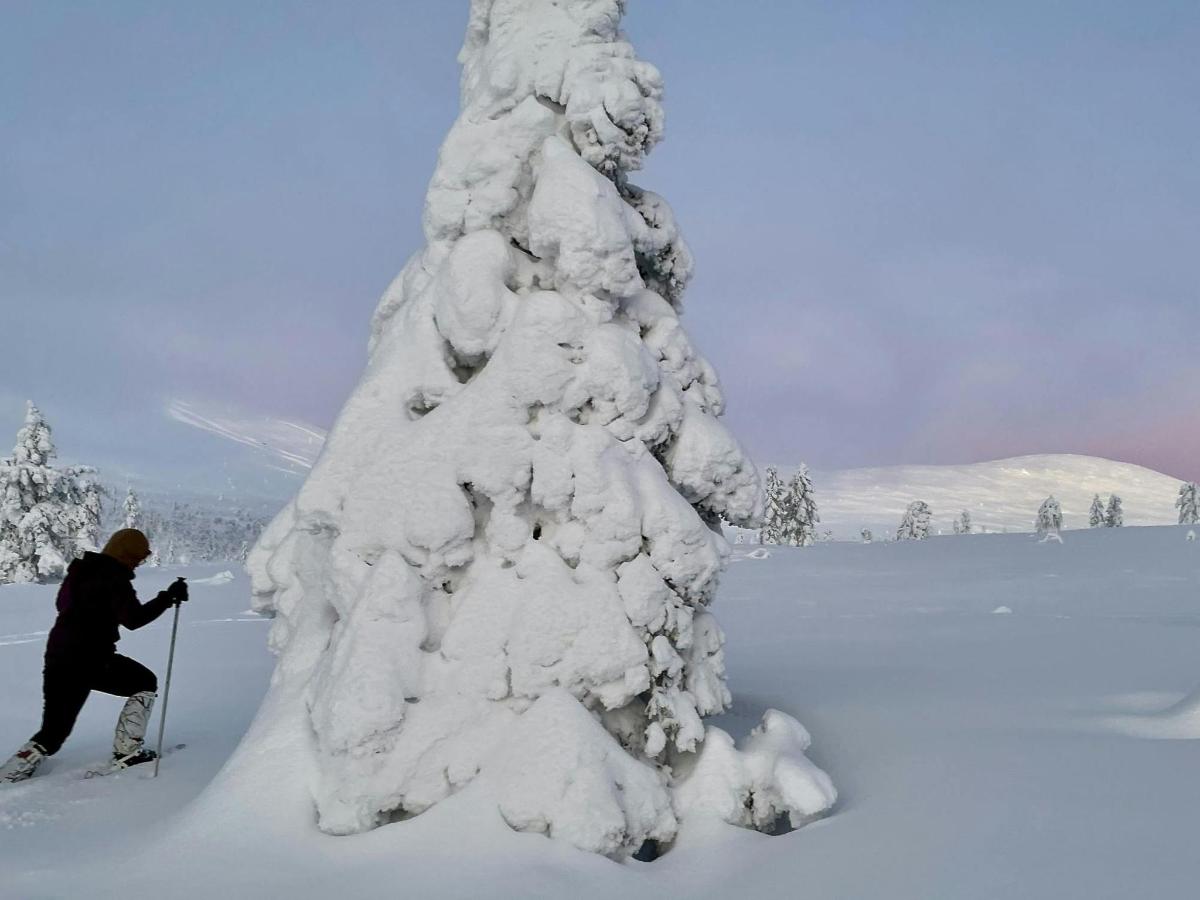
[4,527,1200,898]
[809,453,1184,539]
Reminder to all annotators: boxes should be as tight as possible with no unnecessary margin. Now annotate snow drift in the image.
[233,0,833,858]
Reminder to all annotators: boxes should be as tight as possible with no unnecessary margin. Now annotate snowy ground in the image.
[3,528,1200,899]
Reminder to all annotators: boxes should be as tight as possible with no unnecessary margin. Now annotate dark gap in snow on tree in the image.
[533,93,566,116]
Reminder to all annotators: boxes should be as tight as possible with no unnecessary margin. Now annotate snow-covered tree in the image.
[122,487,142,529]
[781,464,819,547]
[860,528,873,543]
[952,509,972,535]
[0,402,102,583]
[1035,495,1063,537]
[138,501,266,564]
[1105,494,1124,527]
[1177,483,1199,526]
[1089,494,1106,528]
[896,501,932,541]
[236,1,833,859]
[759,466,787,545]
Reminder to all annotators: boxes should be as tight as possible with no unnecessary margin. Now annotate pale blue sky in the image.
[2,1,1197,489]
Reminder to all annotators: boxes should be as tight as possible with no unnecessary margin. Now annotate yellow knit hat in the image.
[101,529,152,569]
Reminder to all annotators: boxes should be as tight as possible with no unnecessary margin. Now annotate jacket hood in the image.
[78,551,135,581]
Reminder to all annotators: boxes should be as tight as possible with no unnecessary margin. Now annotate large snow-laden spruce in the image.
[242,0,833,858]
[0,402,102,584]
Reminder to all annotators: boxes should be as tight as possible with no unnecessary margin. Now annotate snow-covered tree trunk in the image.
[896,501,932,541]
[237,0,833,859]
[1176,483,1199,526]
[1089,494,1105,528]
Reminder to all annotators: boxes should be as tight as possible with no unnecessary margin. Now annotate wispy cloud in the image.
[166,399,325,472]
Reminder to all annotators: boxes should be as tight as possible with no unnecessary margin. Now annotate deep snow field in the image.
[3,527,1200,899]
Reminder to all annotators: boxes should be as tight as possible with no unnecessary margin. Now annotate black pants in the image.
[32,654,158,755]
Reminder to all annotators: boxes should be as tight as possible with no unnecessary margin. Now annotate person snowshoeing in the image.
[0,529,188,783]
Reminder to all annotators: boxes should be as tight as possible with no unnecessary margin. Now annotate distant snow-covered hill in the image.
[163,406,1184,543]
[805,454,1184,539]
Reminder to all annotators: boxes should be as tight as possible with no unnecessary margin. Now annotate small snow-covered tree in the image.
[122,487,142,529]
[1177,483,1199,526]
[235,1,833,860]
[952,509,972,535]
[896,501,932,541]
[781,464,819,547]
[860,528,873,543]
[760,466,787,545]
[1035,495,1063,537]
[0,402,102,583]
[1105,494,1124,527]
[1088,494,1106,528]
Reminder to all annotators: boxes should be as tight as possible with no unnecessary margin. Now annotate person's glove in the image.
[166,578,189,606]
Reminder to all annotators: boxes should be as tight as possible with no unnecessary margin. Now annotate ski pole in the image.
[153,578,185,778]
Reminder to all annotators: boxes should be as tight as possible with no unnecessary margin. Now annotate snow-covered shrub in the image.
[860,529,873,543]
[1035,495,1063,537]
[1089,494,1106,528]
[1177,483,1199,526]
[782,465,819,548]
[239,0,830,859]
[674,710,836,833]
[896,501,932,541]
[1105,494,1124,528]
[0,402,102,584]
[760,467,786,545]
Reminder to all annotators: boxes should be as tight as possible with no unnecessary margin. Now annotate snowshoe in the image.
[111,748,158,770]
[1,741,47,784]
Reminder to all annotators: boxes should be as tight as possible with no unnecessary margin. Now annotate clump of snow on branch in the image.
[0,402,102,584]
[242,0,830,859]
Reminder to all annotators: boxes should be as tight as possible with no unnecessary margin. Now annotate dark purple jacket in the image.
[45,552,173,661]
